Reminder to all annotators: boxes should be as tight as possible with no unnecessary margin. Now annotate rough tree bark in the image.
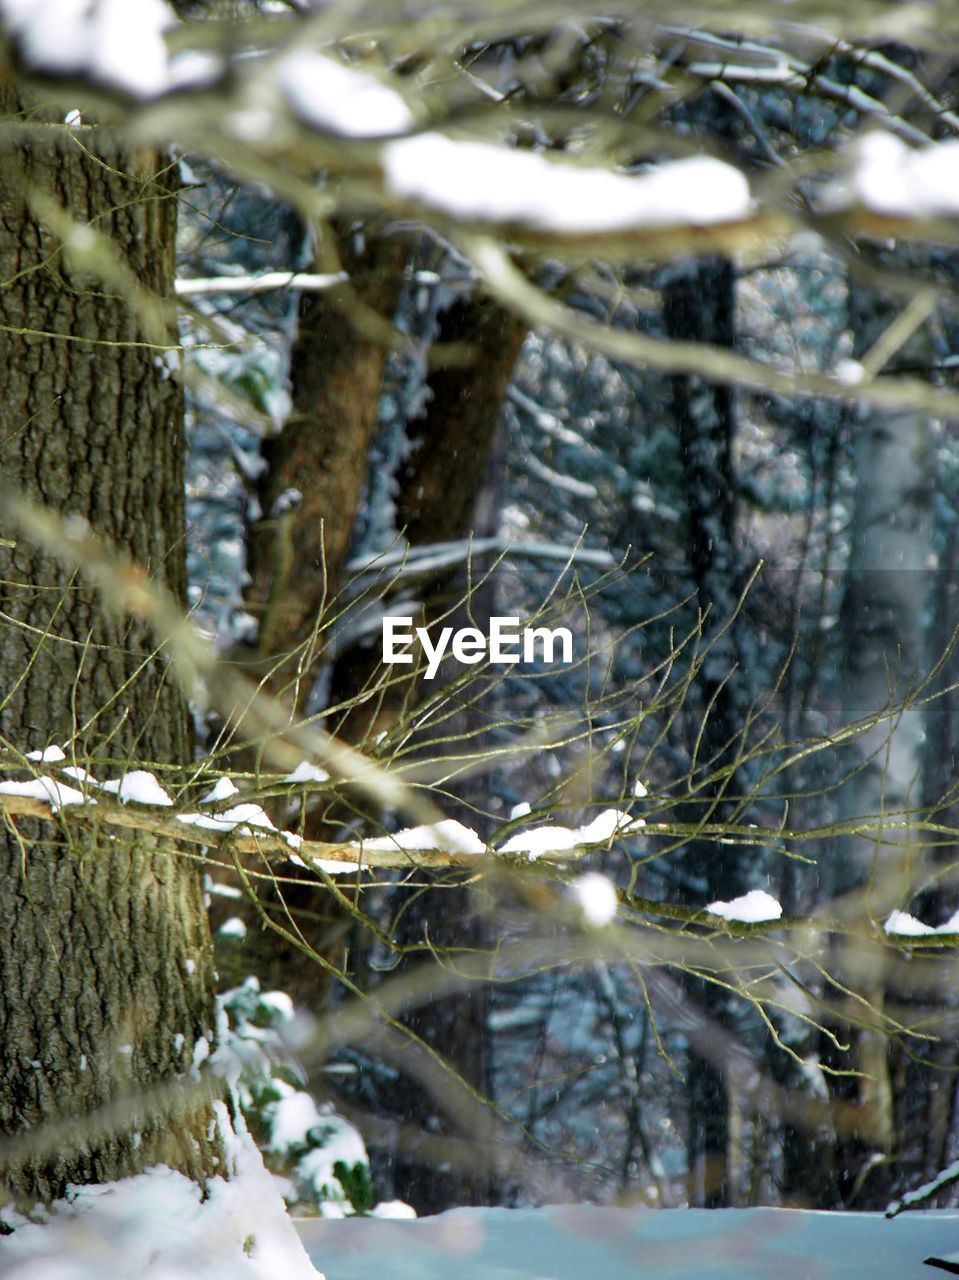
[0,89,221,1208]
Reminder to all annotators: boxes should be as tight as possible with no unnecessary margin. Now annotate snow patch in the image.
[0,1108,323,1278]
[706,890,783,923]
[201,777,240,804]
[100,770,173,807]
[178,802,278,837]
[0,776,93,811]
[369,1200,417,1219]
[844,131,959,219]
[383,135,753,233]
[499,808,640,858]
[360,819,485,856]
[284,761,330,786]
[2,0,177,99]
[279,50,414,138]
[884,909,959,936]
[569,873,618,928]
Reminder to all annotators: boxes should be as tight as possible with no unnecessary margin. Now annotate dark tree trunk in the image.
[0,90,220,1206]
[331,292,525,1213]
[662,256,747,1208]
[244,222,406,667]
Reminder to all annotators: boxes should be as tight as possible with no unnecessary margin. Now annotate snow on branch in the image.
[381,134,754,233]
[345,536,617,580]
[175,271,348,297]
[6,5,959,258]
[0,760,641,872]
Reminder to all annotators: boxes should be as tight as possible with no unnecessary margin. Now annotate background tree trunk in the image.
[662,256,748,1208]
[830,275,933,1208]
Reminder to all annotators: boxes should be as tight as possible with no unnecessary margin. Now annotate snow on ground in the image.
[297,1203,959,1280]
[0,1106,323,1280]
[4,1186,957,1279]
[382,135,753,233]
[706,890,783,923]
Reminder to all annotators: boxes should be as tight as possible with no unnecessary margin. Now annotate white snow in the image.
[178,802,278,836]
[509,801,531,819]
[843,131,959,218]
[63,765,96,783]
[100,770,173,806]
[267,1083,324,1152]
[168,47,222,88]
[284,761,330,785]
[0,1105,323,1279]
[259,990,294,1023]
[499,808,639,858]
[884,908,959,936]
[935,909,959,933]
[26,745,66,763]
[1,0,177,99]
[279,50,414,138]
[706,889,783,923]
[0,776,93,811]
[383,135,753,233]
[200,777,240,804]
[884,910,933,936]
[284,829,366,876]
[369,1201,417,1220]
[294,1113,368,1213]
[261,1085,369,1217]
[890,1156,959,1214]
[311,856,365,876]
[577,808,641,842]
[360,819,486,856]
[499,823,581,857]
[834,358,865,386]
[569,872,618,928]
[219,917,248,940]
[632,779,648,798]
[295,1203,959,1280]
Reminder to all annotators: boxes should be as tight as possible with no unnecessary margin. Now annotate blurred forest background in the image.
[4,0,959,1236]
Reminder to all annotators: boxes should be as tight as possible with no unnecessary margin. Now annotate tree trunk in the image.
[244,221,406,670]
[831,277,933,1209]
[331,292,525,1213]
[0,90,220,1207]
[662,256,748,1208]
